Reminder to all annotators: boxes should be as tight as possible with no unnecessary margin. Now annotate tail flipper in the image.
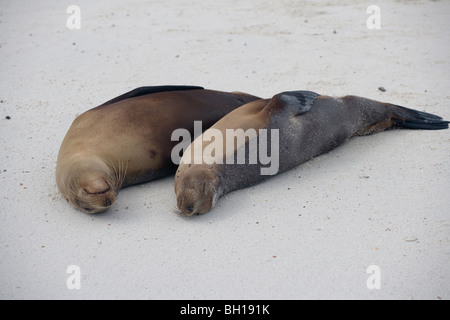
[390,105,449,130]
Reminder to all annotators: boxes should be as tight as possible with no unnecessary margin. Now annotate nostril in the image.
[105,198,111,207]
[185,205,194,213]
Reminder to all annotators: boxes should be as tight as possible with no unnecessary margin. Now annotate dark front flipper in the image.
[390,105,449,130]
[99,85,204,106]
[264,90,320,116]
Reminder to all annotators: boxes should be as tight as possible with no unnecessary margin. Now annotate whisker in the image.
[171,206,183,215]
[106,159,117,184]
[171,206,190,217]
[120,160,129,188]
[107,159,128,190]
[67,176,80,197]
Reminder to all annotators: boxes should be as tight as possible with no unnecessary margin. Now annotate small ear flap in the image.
[83,177,111,194]
[264,90,319,116]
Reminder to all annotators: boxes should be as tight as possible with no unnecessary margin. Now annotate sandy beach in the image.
[0,0,449,299]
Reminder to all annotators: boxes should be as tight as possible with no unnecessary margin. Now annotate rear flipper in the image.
[355,102,449,136]
[390,105,449,130]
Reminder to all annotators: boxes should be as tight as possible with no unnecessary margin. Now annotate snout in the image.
[176,193,213,217]
[184,205,195,214]
[72,189,117,214]
[177,195,197,216]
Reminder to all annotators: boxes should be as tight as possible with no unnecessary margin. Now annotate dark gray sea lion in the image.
[56,86,261,213]
[175,91,449,216]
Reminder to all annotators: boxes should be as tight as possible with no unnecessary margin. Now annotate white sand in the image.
[0,0,449,300]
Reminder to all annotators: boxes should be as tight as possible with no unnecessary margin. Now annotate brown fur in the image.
[57,88,261,213]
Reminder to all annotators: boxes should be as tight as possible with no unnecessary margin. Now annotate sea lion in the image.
[175,91,449,216]
[56,86,261,213]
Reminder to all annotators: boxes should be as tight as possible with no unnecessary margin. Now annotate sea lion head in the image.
[56,155,126,213]
[174,164,222,216]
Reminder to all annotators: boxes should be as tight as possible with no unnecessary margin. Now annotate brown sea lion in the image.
[56,86,261,213]
[174,91,449,216]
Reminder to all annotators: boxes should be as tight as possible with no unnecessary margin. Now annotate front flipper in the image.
[100,85,204,106]
[264,90,320,116]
